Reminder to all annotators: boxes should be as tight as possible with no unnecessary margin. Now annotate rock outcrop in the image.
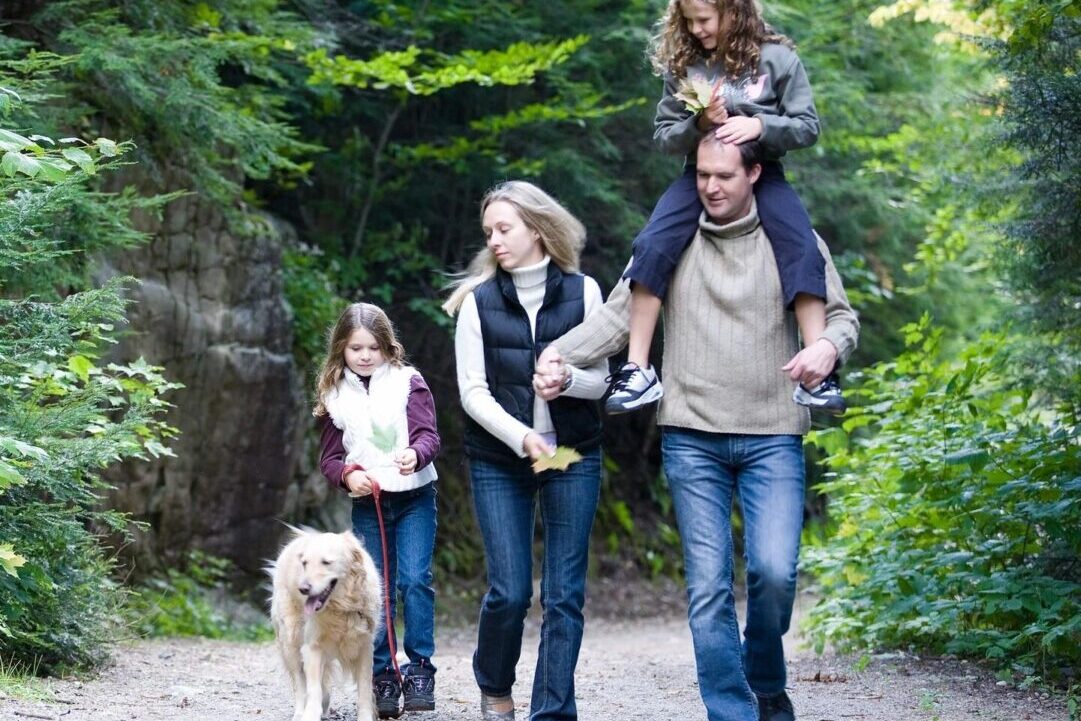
[100,189,309,576]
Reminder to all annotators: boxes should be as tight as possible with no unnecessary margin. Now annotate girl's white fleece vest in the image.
[323,364,437,493]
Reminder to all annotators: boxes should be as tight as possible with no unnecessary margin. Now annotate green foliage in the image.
[281,247,348,377]
[803,316,1081,682]
[126,551,272,641]
[36,0,321,211]
[305,36,590,95]
[0,73,179,671]
[990,16,1081,355]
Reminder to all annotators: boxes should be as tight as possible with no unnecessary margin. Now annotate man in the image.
[534,135,859,721]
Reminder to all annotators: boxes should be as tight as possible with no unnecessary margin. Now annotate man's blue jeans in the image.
[661,429,805,721]
[470,448,601,721]
[351,482,438,677]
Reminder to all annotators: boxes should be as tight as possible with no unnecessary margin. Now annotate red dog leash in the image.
[344,465,402,684]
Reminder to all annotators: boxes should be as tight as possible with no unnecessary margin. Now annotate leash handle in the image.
[369,479,403,683]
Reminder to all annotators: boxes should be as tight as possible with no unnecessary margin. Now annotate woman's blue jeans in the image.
[351,482,438,677]
[661,429,805,721]
[470,448,602,721]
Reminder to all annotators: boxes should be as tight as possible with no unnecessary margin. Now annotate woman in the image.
[444,181,609,721]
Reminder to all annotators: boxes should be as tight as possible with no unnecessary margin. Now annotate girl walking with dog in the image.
[315,302,442,719]
[444,181,610,721]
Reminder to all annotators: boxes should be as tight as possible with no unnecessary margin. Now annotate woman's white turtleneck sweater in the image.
[455,256,609,458]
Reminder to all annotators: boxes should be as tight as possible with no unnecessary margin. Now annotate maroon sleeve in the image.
[318,414,348,491]
[406,373,441,470]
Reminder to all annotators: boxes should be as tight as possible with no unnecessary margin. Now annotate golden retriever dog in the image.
[270,528,382,721]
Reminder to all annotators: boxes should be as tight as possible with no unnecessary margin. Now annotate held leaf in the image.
[531,445,583,474]
[675,77,715,113]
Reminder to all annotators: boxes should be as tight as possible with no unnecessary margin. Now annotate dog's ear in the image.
[342,531,369,570]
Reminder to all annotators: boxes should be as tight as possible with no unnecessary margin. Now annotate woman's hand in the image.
[715,115,763,144]
[395,448,418,475]
[344,469,375,497]
[522,432,555,461]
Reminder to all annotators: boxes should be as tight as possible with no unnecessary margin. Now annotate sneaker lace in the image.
[375,679,400,701]
[603,365,638,398]
[405,674,435,694]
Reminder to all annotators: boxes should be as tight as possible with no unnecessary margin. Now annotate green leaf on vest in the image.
[370,422,398,453]
[531,446,583,474]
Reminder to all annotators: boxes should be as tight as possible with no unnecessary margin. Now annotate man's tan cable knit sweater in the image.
[554,203,859,436]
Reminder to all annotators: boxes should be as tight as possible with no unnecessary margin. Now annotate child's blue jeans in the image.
[625,161,827,308]
[351,482,438,678]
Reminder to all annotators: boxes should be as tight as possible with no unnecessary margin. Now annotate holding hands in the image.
[532,346,568,402]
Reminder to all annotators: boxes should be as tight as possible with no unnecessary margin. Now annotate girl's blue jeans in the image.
[351,482,438,677]
[660,429,805,721]
[625,161,827,308]
[469,448,602,721]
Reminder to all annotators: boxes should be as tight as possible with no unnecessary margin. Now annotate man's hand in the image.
[715,115,763,144]
[344,469,375,497]
[782,338,838,388]
[522,432,555,461]
[533,346,568,401]
[395,448,418,475]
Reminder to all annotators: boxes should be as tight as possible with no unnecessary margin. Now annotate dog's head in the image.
[294,530,368,615]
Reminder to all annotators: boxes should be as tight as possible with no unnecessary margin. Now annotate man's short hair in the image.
[698,130,764,171]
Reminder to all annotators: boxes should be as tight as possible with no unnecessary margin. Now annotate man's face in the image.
[695,141,761,224]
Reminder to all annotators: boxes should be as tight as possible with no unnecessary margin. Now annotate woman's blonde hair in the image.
[312,302,406,416]
[649,0,791,80]
[442,181,586,316]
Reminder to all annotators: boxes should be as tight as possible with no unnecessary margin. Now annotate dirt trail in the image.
[1,594,1066,721]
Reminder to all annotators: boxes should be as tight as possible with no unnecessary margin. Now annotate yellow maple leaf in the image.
[674,76,715,113]
[531,446,584,474]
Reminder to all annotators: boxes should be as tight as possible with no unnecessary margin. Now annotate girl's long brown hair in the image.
[650,0,792,79]
[313,302,405,416]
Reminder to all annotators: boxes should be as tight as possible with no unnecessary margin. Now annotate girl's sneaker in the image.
[793,372,846,415]
[402,661,436,711]
[604,362,663,414]
[374,669,402,719]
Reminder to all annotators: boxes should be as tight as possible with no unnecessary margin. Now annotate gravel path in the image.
[1,594,1067,721]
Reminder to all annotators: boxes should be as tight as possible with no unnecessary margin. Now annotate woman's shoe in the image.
[480,693,515,720]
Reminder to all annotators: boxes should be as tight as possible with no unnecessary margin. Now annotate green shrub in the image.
[803,315,1081,683]
[126,552,272,642]
[0,64,179,672]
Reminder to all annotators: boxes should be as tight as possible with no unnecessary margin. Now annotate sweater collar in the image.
[342,365,390,392]
[508,255,551,290]
[699,200,761,241]
[496,255,562,308]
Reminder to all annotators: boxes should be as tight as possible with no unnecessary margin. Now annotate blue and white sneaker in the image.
[793,372,846,416]
[604,362,663,415]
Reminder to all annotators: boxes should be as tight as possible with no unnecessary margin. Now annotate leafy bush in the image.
[0,65,179,672]
[803,315,1081,683]
[126,552,272,642]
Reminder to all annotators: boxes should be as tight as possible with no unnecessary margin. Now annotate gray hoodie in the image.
[653,42,819,162]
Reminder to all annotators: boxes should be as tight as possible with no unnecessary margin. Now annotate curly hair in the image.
[649,0,792,79]
[313,302,406,416]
